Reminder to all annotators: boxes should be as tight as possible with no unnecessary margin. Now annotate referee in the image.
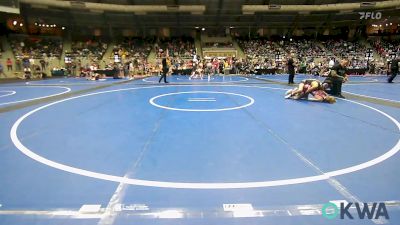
[287,55,295,84]
[159,55,169,84]
[324,59,348,98]
[388,56,399,83]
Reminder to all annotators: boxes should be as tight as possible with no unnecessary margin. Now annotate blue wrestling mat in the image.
[0,75,399,225]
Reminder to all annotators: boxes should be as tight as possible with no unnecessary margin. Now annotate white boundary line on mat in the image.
[10,84,400,189]
[0,86,71,106]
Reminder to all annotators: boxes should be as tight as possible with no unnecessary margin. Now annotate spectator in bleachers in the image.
[15,57,22,71]
[0,63,5,76]
[6,58,12,71]
[40,58,46,71]
[329,57,335,69]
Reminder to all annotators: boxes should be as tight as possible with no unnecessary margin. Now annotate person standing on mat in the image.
[388,56,399,83]
[287,55,295,84]
[324,59,348,98]
[159,55,169,84]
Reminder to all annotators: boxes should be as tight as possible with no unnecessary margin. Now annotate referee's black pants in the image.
[159,69,168,83]
[388,71,398,83]
[288,72,295,84]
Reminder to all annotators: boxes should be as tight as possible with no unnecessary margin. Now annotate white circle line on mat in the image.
[0,91,16,98]
[0,86,71,106]
[149,91,254,112]
[10,84,400,189]
[142,76,249,83]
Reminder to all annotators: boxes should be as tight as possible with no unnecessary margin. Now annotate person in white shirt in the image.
[29,58,35,67]
[328,58,335,69]
[129,61,134,79]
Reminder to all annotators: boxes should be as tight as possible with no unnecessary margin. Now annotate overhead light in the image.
[35,22,37,25]
[283,35,285,38]
[379,24,382,27]
[54,24,56,27]
[46,24,49,27]
[230,26,234,29]
[13,20,17,26]
[62,26,65,30]
[390,23,392,25]
[19,23,23,27]
[290,38,293,41]
[195,26,199,29]
[201,27,205,31]
[38,24,41,27]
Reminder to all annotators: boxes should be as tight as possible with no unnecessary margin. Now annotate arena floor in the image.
[0,74,399,225]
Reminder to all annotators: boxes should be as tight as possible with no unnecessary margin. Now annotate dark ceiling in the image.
[13,0,400,31]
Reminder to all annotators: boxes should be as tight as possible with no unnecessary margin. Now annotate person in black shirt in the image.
[324,59,349,98]
[388,56,399,83]
[159,56,169,83]
[287,56,295,84]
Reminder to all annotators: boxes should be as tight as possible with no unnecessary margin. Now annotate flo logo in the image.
[359,12,382,20]
[322,202,389,220]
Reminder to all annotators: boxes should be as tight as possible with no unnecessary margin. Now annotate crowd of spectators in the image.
[155,37,195,59]
[3,35,398,79]
[238,39,278,59]
[6,35,62,78]
[281,39,327,59]
[237,39,281,69]
[113,38,152,61]
[152,37,196,76]
[235,37,381,75]
[9,35,63,59]
[323,39,369,69]
[371,39,400,60]
[110,38,154,76]
[70,39,108,59]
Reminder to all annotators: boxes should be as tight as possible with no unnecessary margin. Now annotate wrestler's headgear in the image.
[324,95,336,104]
